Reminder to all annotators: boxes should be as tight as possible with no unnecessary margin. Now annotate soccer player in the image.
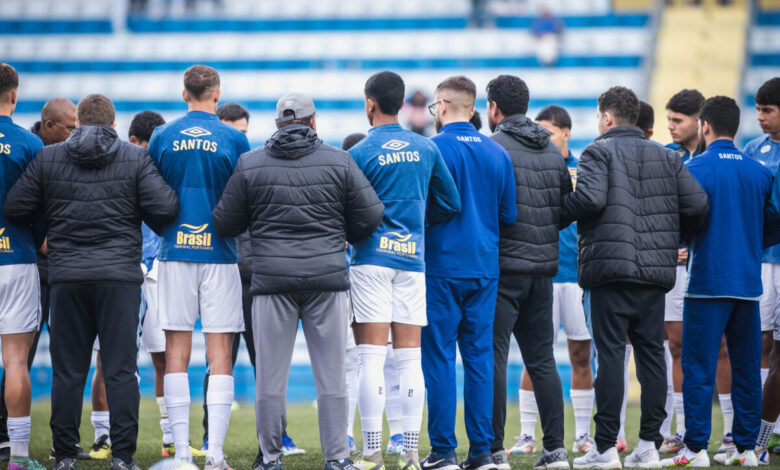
[422,75,517,470]
[511,104,595,457]
[212,92,383,470]
[147,65,250,469]
[0,63,46,470]
[660,96,772,467]
[562,87,708,469]
[347,71,460,470]
[216,102,249,134]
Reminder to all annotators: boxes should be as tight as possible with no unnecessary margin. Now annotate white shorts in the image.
[157,261,244,333]
[664,265,686,322]
[759,263,780,333]
[349,264,426,326]
[552,282,590,342]
[0,264,40,335]
[141,260,166,353]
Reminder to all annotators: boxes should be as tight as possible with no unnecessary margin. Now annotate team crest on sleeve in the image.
[381,140,410,151]
[676,149,686,158]
[180,127,212,138]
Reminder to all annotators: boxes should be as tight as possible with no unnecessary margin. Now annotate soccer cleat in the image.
[254,458,283,470]
[204,457,234,470]
[716,434,736,455]
[89,434,111,460]
[325,459,359,470]
[573,435,596,454]
[624,448,661,468]
[353,450,385,470]
[387,434,404,455]
[534,447,570,469]
[459,452,499,470]
[201,436,209,453]
[721,449,758,467]
[420,451,460,470]
[509,435,536,454]
[161,442,207,458]
[110,458,142,470]
[768,434,780,454]
[492,450,511,470]
[282,434,306,456]
[755,448,769,466]
[54,458,77,470]
[659,435,686,454]
[616,440,628,454]
[50,446,91,461]
[8,456,47,470]
[398,451,422,470]
[573,447,622,469]
[659,448,709,467]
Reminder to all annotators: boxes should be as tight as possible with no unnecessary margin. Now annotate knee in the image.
[570,346,592,371]
[668,339,682,357]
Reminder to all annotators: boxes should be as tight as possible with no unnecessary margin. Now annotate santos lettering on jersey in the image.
[172,139,219,153]
[174,223,213,250]
[378,232,417,259]
[378,151,420,166]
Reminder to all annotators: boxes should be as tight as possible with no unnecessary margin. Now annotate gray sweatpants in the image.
[252,291,349,462]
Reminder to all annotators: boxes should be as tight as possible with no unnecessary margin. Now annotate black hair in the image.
[598,86,639,126]
[755,77,780,108]
[699,96,740,138]
[341,133,366,151]
[535,105,571,130]
[665,89,705,116]
[364,71,405,116]
[486,74,530,117]
[637,101,654,130]
[0,63,18,102]
[470,110,482,130]
[129,110,165,142]
[217,102,249,123]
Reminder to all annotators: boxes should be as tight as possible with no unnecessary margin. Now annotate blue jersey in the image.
[553,152,578,283]
[744,134,780,263]
[141,223,159,273]
[665,142,700,164]
[686,139,773,299]
[148,111,250,263]
[0,116,43,266]
[426,122,517,279]
[348,123,460,272]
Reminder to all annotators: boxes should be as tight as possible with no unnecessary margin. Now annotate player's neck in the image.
[188,102,217,114]
[372,113,399,128]
[0,104,13,117]
[560,144,569,158]
[683,139,698,155]
[770,130,780,142]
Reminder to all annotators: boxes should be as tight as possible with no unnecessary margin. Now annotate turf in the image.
[28,400,780,469]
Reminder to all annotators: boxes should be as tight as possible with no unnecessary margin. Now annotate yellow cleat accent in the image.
[89,445,111,460]
[161,444,207,458]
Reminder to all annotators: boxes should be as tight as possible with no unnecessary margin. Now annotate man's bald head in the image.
[41,97,76,123]
[39,97,76,145]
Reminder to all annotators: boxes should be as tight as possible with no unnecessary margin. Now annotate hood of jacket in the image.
[64,125,120,169]
[496,114,551,150]
[265,123,322,160]
[596,125,646,142]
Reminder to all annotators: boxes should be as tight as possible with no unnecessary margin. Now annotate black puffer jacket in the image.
[561,126,708,290]
[491,115,573,276]
[3,125,179,285]
[212,124,384,295]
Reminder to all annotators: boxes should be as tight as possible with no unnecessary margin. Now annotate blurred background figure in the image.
[402,91,432,136]
[531,6,563,66]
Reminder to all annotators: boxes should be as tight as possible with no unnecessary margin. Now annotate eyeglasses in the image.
[52,121,76,132]
[427,99,451,116]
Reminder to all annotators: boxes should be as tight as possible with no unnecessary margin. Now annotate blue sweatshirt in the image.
[348,123,460,272]
[553,152,578,283]
[148,111,250,263]
[0,116,43,266]
[744,134,780,264]
[426,122,517,279]
[685,139,773,299]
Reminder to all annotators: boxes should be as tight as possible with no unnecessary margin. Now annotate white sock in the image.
[206,374,234,464]
[718,394,734,435]
[91,410,111,445]
[384,346,403,438]
[7,416,31,457]
[757,419,776,448]
[661,341,674,438]
[345,347,359,439]
[673,392,685,436]
[636,438,655,453]
[394,347,424,455]
[157,396,173,445]
[570,388,594,437]
[519,389,538,439]
[358,344,387,455]
[775,418,780,434]
[761,368,769,387]
[619,345,631,440]
[164,372,192,462]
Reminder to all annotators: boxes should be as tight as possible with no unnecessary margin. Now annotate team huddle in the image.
[0,61,778,470]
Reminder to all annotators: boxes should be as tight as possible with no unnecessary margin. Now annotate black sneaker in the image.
[252,445,264,469]
[54,458,77,470]
[50,447,91,461]
[533,448,569,469]
[110,458,142,470]
[0,443,9,462]
[323,458,358,470]
[421,451,460,470]
[254,458,283,470]
[460,452,498,470]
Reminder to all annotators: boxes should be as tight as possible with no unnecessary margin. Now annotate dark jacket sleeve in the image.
[499,153,517,226]
[344,157,384,243]
[212,158,250,238]
[561,145,608,222]
[558,159,574,229]
[137,151,179,234]
[426,148,461,224]
[3,154,44,226]
[674,156,709,238]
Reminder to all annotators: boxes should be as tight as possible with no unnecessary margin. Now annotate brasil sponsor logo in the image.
[378,231,417,258]
[0,227,11,253]
[174,223,213,250]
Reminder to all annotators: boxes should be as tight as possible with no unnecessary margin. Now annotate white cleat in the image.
[509,435,536,454]
[659,449,709,467]
[573,435,596,454]
[715,449,758,467]
[624,448,661,468]
[573,447,622,469]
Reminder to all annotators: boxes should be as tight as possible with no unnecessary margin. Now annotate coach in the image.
[3,94,179,470]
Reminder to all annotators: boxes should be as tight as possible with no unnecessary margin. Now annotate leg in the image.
[90,352,112,454]
[716,337,734,440]
[762,331,774,379]
[204,332,235,463]
[666,321,686,437]
[518,369,538,445]
[1,332,35,459]
[384,346,403,444]
[150,352,173,446]
[345,346,359,442]
[391,323,425,459]
[758,340,780,449]
[560,282,594,443]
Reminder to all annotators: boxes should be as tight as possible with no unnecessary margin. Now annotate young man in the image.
[147,65,250,469]
[660,96,773,467]
[216,102,249,134]
[347,71,460,470]
[637,101,654,140]
[422,75,517,470]
[212,92,383,470]
[0,63,46,470]
[562,86,708,469]
[744,76,780,454]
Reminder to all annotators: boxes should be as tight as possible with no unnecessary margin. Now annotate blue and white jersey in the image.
[147,110,250,263]
[665,142,700,164]
[348,123,459,272]
[745,134,780,264]
[553,152,578,284]
[0,115,43,266]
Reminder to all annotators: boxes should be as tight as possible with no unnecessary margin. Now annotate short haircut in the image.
[129,110,165,143]
[470,110,483,130]
[76,94,115,126]
[637,101,654,130]
[665,89,705,116]
[341,132,366,151]
[364,71,405,116]
[755,77,780,108]
[183,64,220,101]
[699,95,740,139]
[0,63,19,103]
[535,105,571,130]
[435,75,477,99]
[217,102,249,123]
[598,86,639,126]
[486,75,530,117]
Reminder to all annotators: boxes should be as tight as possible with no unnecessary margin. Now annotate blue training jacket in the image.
[426,121,517,279]
[348,123,460,272]
[553,152,578,284]
[147,110,250,263]
[686,139,773,299]
[0,115,43,266]
[744,134,780,264]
